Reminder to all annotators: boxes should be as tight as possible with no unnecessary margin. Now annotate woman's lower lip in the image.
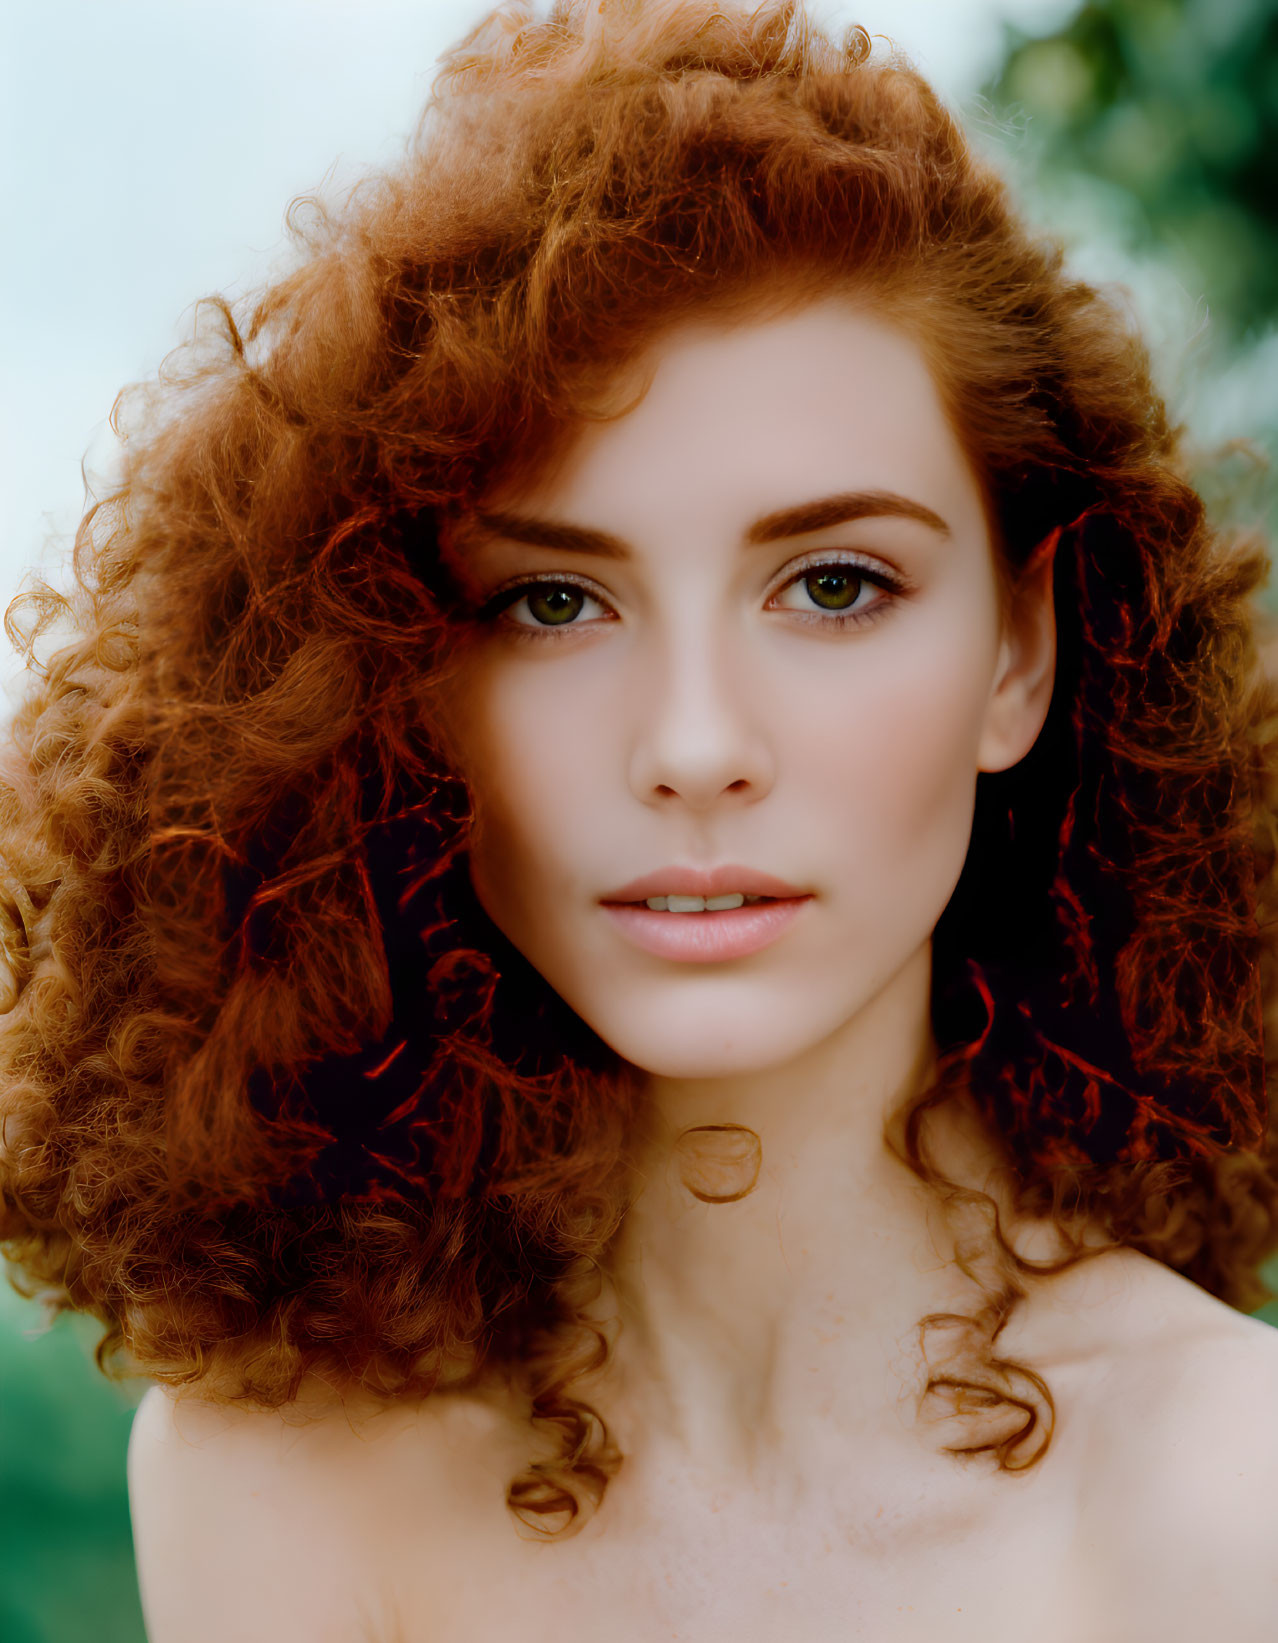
[599,897,811,962]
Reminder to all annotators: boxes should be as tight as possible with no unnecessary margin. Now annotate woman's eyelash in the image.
[768,557,909,628]
[476,556,910,639]
[475,573,610,637]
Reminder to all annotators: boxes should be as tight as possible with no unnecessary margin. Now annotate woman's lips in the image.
[601,864,806,902]
[600,896,811,962]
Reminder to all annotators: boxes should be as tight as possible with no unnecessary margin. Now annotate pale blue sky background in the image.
[0,0,1074,703]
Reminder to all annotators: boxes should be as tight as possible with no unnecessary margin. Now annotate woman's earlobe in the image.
[977,542,1059,775]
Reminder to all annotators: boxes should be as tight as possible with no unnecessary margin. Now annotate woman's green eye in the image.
[525,586,585,625]
[803,569,861,610]
[491,564,892,634]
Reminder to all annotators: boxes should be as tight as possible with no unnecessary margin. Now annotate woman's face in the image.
[439,298,1054,1079]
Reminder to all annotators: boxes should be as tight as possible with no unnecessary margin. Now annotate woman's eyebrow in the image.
[469,489,951,558]
[748,489,951,543]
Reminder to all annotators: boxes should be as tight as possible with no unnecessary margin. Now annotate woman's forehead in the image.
[478,301,984,533]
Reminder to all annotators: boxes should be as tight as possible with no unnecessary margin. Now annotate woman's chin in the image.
[601,1020,831,1084]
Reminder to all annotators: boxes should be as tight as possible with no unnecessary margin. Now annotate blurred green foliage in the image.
[0,1280,146,1643]
[1259,1262,1278,1329]
[983,0,1278,552]
[989,0,1278,338]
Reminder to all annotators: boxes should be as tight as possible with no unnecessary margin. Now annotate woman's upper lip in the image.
[601,865,809,903]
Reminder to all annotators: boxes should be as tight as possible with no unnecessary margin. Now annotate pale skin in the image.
[128,298,1278,1643]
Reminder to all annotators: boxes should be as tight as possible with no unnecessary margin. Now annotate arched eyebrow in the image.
[469,489,951,558]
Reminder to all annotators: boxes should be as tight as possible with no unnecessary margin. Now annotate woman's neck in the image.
[585,940,1035,1490]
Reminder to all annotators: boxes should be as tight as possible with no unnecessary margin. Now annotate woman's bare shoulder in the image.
[128,1376,519,1643]
[1073,1264,1278,1640]
[127,1380,394,1642]
[136,1370,529,1524]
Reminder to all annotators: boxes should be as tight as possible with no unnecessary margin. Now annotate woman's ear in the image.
[977,537,1058,774]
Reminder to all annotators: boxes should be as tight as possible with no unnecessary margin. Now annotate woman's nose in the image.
[626,628,775,811]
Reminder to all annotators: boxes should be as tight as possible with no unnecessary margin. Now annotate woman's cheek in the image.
[465,664,605,915]
[779,634,994,956]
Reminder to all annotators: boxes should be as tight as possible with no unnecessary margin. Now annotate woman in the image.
[2,1,1276,1637]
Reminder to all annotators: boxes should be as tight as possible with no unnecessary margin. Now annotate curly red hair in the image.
[2,0,1276,1538]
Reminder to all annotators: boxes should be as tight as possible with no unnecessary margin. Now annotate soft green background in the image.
[4,0,1278,1638]
[0,1285,146,1643]
[984,0,1278,548]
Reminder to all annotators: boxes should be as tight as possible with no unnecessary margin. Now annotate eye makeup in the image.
[472,550,914,643]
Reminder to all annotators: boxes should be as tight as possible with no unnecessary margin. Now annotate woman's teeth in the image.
[643,893,769,912]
